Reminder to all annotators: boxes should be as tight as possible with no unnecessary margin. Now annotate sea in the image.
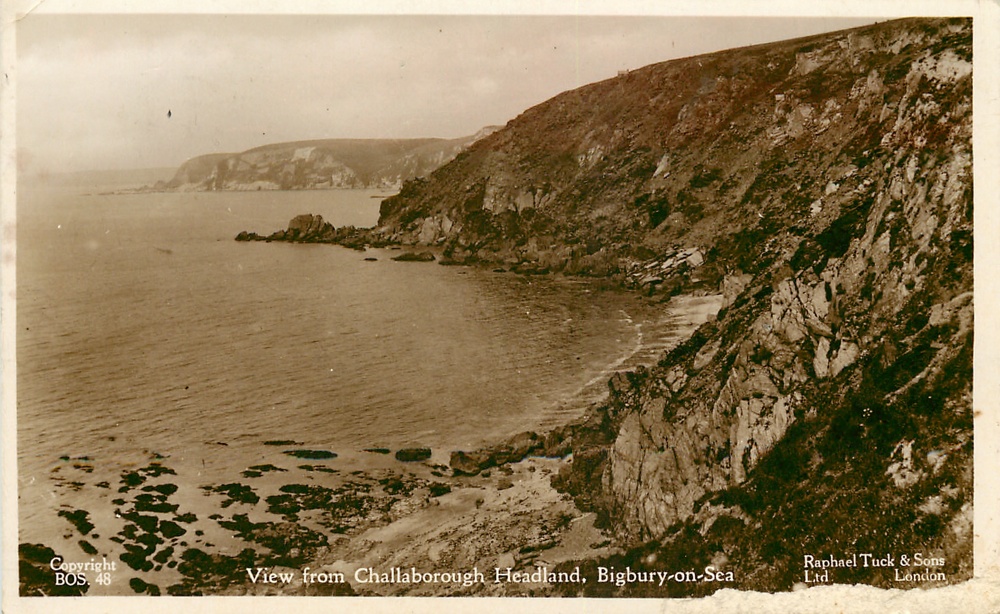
[14,175,720,562]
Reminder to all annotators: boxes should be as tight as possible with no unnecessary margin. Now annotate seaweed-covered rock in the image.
[19,543,90,596]
[391,251,436,262]
[395,448,432,462]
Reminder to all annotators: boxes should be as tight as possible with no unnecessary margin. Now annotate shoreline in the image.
[19,197,725,595]
[18,290,722,597]
[18,418,612,596]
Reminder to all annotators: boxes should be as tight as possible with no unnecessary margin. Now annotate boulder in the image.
[450,450,491,475]
[285,214,335,242]
[395,448,432,462]
[542,428,573,458]
[505,431,543,459]
[392,252,436,262]
[449,431,544,475]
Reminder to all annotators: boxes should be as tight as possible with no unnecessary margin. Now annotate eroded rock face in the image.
[600,109,972,540]
[450,18,972,548]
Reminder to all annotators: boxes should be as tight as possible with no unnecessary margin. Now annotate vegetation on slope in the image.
[378,17,974,594]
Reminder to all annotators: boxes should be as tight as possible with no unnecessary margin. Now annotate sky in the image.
[16,12,881,174]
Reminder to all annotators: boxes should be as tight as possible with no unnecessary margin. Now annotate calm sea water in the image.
[16,182,719,551]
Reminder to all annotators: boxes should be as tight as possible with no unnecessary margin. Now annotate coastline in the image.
[9,13,983,607]
[18,287,722,597]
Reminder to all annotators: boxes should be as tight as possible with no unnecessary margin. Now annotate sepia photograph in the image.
[3,2,997,611]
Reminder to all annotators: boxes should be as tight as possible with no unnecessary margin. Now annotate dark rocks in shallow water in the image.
[78,539,98,555]
[298,464,337,473]
[235,214,386,250]
[140,463,176,478]
[395,447,432,462]
[242,216,307,242]
[129,577,161,596]
[242,464,287,478]
[392,251,436,262]
[248,213,338,243]
[121,471,145,490]
[142,483,179,496]
[209,483,260,507]
[364,447,391,455]
[428,482,452,497]
[364,257,378,261]
[122,511,159,534]
[159,520,187,539]
[134,493,179,514]
[120,545,155,572]
[283,449,337,460]
[286,214,334,240]
[58,509,95,535]
[381,476,408,494]
[217,514,328,564]
[20,543,90,596]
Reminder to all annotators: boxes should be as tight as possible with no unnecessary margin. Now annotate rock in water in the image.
[450,431,544,475]
[283,214,336,242]
[450,450,490,476]
[395,448,432,462]
[391,252,436,262]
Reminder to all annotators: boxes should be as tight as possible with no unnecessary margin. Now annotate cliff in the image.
[371,17,973,591]
[161,129,500,191]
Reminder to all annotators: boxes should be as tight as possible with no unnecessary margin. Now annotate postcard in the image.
[3,1,998,612]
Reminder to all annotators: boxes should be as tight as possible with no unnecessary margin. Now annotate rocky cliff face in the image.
[374,17,973,590]
[162,130,499,191]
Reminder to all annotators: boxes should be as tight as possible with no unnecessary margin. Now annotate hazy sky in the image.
[17,13,879,173]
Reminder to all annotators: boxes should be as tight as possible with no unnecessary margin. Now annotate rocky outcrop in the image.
[159,130,500,192]
[236,214,384,250]
[623,247,706,297]
[157,153,232,189]
[449,431,547,476]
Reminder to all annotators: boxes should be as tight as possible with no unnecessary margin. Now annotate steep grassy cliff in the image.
[377,17,973,592]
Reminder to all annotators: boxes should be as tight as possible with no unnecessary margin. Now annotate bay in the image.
[16,184,698,549]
